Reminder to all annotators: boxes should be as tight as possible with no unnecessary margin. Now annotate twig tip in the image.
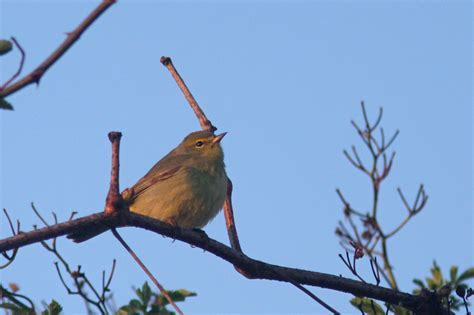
[160,56,172,66]
[108,131,122,142]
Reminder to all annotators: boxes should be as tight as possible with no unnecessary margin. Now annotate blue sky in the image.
[1,1,472,314]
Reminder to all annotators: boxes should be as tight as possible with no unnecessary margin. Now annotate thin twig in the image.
[0,0,116,99]
[36,208,113,314]
[31,202,50,227]
[102,131,180,314]
[370,257,381,286]
[105,131,123,215]
[288,280,340,314]
[100,259,116,303]
[0,209,19,268]
[0,285,35,311]
[2,209,16,237]
[111,228,183,315]
[0,211,427,312]
[0,37,26,91]
[338,251,366,284]
[160,56,216,132]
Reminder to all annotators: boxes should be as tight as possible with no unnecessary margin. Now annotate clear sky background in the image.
[1,1,472,314]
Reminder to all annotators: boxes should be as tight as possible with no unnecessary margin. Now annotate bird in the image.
[69,130,228,243]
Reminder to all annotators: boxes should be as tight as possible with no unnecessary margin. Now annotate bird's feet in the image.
[164,217,179,242]
[191,228,209,251]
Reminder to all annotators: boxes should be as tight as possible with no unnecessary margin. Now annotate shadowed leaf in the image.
[0,40,12,56]
[350,297,385,315]
[0,99,14,110]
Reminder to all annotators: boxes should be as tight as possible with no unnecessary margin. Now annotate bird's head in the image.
[178,130,226,161]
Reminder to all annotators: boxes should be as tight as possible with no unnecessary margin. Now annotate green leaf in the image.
[350,297,385,315]
[431,261,443,286]
[154,289,196,307]
[0,302,22,311]
[0,40,12,56]
[457,267,474,283]
[148,304,164,313]
[141,282,152,307]
[0,99,14,110]
[412,278,425,289]
[41,300,62,315]
[129,299,142,310]
[167,289,197,303]
[389,304,411,315]
[426,278,436,289]
[117,305,139,315]
[450,266,458,283]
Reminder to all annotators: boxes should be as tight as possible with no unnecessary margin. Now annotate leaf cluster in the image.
[0,283,61,315]
[412,261,474,311]
[118,282,196,315]
[0,281,195,315]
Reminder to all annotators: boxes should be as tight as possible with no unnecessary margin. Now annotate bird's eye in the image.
[195,141,204,147]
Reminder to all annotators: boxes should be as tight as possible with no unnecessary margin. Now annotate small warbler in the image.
[70,130,227,242]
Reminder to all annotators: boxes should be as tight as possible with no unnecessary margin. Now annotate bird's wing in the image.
[129,152,190,200]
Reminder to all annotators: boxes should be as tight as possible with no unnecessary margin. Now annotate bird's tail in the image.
[67,225,110,243]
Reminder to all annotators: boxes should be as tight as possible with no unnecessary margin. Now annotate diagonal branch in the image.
[0,0,116,99]
[160,56,216,132]
[160,56,246,269]
[0,211,434,313]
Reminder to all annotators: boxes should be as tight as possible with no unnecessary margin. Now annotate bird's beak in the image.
[212,132,227,144]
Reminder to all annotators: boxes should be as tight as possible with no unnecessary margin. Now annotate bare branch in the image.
[384,130,399,151]
[370,258,381,286]
[0,0,116,99]
[339,250,366,284]
[111,228,183,315]
[0,209,20,268]
[0,211,426,311]
[31,202,50,227]
[0,37,26,91]
[160,56,216,132]
[104,131,124,215]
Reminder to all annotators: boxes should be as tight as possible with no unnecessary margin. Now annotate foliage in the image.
[0,284,62,315]
[0,39,12,55]
[350,297,385,315]
[0,283,35,314]
[118,282,196,315]
[0,281,195,315]
[41,300,63,315]
[412,261,474,311]
[0,98,14,110]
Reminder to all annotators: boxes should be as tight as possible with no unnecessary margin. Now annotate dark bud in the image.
[437,285,451,298]
[343,206,351,217]
[467,287,473,298]
[0,39,12,56]
[350,241,364,259]
[160,56,172,66]
[8,283,19,293]
[456,286,466,298]
[361,230,372,240]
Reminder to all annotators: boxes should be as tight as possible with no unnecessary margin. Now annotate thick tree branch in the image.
[0,211,433,312]
[0,0,116,99]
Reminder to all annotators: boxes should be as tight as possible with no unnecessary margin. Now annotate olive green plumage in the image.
[70,130,227,243]
[128,130,228,228]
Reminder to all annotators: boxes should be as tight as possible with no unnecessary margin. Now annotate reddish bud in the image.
[8,283,19,292]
